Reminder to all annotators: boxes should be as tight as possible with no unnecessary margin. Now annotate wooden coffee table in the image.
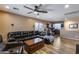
[24,38,44,54]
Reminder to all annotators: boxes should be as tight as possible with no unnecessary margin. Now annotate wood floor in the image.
[32,37,79,54]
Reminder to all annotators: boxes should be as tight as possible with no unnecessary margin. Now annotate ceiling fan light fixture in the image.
[34,11,38,14]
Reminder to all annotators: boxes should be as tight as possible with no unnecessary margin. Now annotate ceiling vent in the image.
[13,7,19,10]
[64,10,79,15]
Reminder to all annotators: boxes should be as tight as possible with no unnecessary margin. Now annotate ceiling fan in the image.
[24,4,48,15]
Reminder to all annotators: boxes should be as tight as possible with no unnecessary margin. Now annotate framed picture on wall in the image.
[69,23,78,29]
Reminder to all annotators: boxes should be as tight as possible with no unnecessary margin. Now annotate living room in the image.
[0,4,79,54]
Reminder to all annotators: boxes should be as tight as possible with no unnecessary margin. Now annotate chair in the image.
[76,44,79,54]
[0,34,3,43]
[44,35,54,44]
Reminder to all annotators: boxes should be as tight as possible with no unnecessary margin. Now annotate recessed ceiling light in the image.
[5,6,9,9]
[65,4,69,8]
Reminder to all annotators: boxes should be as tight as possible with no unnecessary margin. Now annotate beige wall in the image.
[64,18,79,31]
[60,17,79,40]
[0,11,48,41]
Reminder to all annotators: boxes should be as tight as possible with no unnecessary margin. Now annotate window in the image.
[35,22,44,31]
[53,23,63,30]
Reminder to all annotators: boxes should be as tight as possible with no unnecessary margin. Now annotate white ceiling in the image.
[0,4,79,22]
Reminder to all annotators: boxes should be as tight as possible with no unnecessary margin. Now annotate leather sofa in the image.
[0,34,2,43]
[7,31,41,42]
[3,31,39,51]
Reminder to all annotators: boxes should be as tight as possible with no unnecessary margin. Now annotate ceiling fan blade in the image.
[27,12,33,14]
[37,11,48,13]
[24,6,34,10]
[38,4,42,8]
